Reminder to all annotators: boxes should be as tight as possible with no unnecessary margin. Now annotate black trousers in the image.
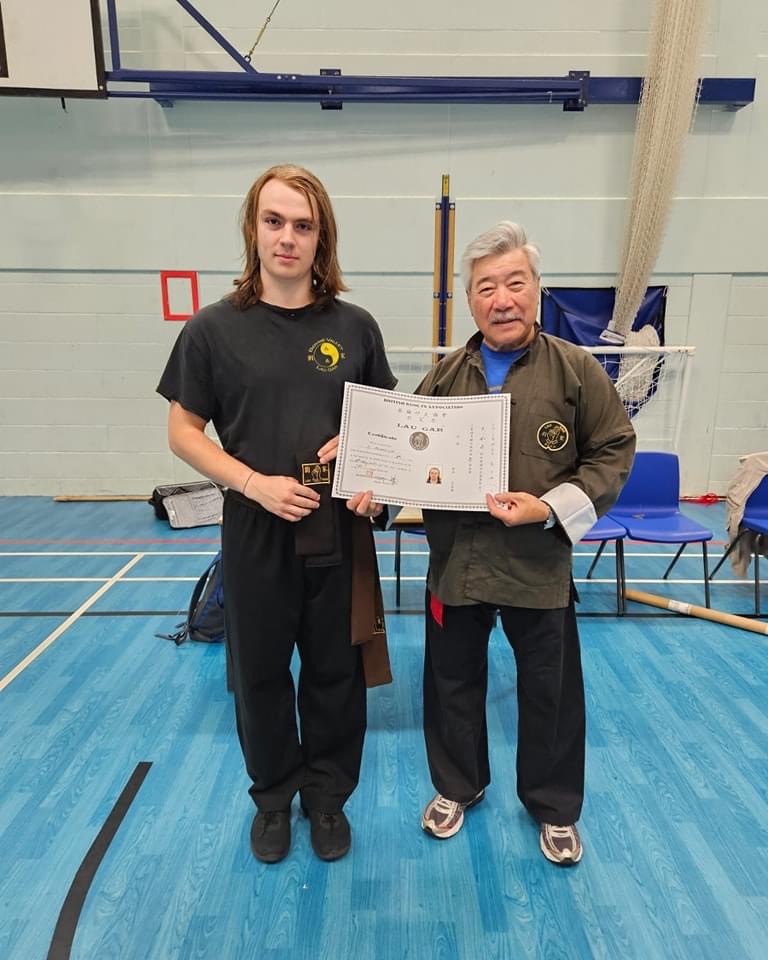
[423,592,585,825]
[222,494,366,813]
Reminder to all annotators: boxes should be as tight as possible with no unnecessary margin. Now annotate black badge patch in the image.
[536,420,569,452]
[302,462,331,485]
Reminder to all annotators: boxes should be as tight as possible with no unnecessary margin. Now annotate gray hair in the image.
[460,221,541,291]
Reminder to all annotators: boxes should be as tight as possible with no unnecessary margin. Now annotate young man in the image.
[157,165,396,863]
[416,221,636,865]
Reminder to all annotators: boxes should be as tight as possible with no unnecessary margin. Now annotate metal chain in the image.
[244,0,284,63]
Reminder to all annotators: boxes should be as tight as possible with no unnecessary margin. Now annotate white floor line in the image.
[0,554,145,693]
[0,576,199,584]
[0,578,110,583]
[0,548,729,559]
[1,575,755,586]
[0,550,218,557]
[382,575,761,585]
[122,577,199,582]
[378,551,724,559]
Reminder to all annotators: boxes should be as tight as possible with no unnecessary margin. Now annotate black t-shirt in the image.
[157,297,397,476]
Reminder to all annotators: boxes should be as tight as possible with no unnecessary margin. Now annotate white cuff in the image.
[541,483,596,545]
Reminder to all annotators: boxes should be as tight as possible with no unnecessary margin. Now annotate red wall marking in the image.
[160,270,200,321]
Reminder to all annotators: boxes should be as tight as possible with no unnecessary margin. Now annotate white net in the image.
[610,0,710,339]
[386,345,695,452]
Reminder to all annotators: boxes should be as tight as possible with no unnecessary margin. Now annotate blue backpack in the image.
[160,552,225,645]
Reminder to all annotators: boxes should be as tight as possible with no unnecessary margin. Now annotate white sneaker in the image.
[539,823,583,865]
[421,790,485,839]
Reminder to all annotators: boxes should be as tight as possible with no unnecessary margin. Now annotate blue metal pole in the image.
[101,69,755,110]
[438,182,451,348]
[174,0,258,74]
[105,0,121,72]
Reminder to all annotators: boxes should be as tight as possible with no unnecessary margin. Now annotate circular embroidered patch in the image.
[307,338,345,372]
[536,420,569,452]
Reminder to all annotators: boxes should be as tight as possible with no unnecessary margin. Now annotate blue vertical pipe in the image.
[437,177,452,348]
[106,0,121,71]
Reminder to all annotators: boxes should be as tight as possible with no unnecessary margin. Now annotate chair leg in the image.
[663,543,687,579]
[756,541,761,617]
[586,540,607,580]
[709,529,748,579]
[702,541,710,609]
[616,539,626,616]
[395,527,402,608]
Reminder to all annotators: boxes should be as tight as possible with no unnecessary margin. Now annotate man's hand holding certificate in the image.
[333,383,510,510]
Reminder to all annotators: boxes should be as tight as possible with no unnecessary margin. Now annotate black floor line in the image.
[46,761,153,960]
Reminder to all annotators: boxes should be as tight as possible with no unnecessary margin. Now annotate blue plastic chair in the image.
[608,452,714,607]
[709,474,768,615]
[581,516,629,615]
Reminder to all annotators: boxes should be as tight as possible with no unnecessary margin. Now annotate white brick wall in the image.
[0,0,766,494]
[709,280,768,491]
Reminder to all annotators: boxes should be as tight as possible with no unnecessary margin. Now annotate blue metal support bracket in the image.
[173,0,257,75]
[105,0,257,75]
[106,0,121,72]
[103,0,756,111]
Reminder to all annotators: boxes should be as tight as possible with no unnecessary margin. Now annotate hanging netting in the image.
[607,0,711,345]
[386,345,695,452]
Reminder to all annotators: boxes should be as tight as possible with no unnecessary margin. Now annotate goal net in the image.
[385,345,694,452]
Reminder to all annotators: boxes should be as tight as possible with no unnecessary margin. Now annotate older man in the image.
[416,221,635,864]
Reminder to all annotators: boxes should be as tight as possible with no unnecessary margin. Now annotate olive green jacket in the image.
[416,329,636,608]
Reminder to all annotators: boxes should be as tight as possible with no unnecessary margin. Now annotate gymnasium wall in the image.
[0,0,766,495]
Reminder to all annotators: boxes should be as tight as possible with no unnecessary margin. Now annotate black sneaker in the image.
[303,807,351,861]
[250,810,291,863]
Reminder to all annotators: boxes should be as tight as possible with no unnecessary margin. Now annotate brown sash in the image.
[351,516,392,688]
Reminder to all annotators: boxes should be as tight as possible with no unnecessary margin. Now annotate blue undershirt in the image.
[480,341,527,393]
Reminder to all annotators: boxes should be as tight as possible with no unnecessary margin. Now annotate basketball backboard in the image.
[0,0,105,97]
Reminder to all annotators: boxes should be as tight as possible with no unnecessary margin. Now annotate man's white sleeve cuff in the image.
[541,483,596,545]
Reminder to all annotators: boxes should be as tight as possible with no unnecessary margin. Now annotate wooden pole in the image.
[624,588,768,636]
[431,183,443,352]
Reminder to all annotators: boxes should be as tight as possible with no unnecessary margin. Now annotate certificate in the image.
[332,383,510,511]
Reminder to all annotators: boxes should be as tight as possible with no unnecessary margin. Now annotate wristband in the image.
[242,470,255,496]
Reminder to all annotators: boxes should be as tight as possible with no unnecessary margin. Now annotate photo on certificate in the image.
[332,383,510,511]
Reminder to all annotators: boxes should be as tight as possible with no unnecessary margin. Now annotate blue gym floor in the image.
[1,496,766,960]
